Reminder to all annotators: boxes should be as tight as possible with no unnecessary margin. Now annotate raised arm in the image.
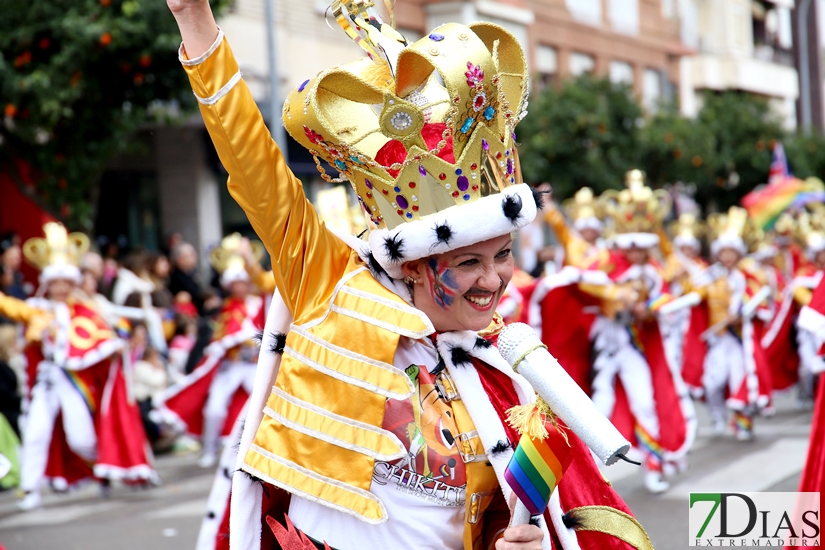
[0,292,39,324]
[167,0,350,317]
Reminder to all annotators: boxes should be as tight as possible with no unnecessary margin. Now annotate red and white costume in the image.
[154,294,264,458]
[790,274,825,520]
[583,252,695,478]
[10,296,157,495]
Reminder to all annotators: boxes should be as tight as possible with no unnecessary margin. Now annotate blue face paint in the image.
[426,258,459,309]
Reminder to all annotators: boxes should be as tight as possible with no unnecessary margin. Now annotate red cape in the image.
[154,296,264,438]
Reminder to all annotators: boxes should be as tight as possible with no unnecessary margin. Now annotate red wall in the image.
[0,163,55,285]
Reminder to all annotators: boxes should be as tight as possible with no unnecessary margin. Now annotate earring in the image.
[498,278,504,288]
[404,276,419,285]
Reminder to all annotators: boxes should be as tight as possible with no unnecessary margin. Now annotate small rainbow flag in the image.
[742,176,825,230]
[504,414,573,516]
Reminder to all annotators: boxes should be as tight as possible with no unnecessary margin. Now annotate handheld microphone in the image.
[498,323,631,466]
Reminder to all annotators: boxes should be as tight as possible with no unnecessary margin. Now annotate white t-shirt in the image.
[289,336,467,550]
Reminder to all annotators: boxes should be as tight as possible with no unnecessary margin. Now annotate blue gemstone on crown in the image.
[429,33,445,41]
[460,117,474,134]
[334,159,347,171]
[298,79,310,92]
[484,106,495,121]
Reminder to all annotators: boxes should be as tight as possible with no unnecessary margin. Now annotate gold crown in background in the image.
[209,233,264,275]
[22,222,89,271]
[562,187,603,223]
[599,170,671,234]
[669,213,704,241]
[707,206,762,251]
[797,205,825,252]
[283,0,529,232]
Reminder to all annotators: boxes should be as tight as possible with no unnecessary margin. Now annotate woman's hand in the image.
[166,0,219,60]
[495,524,544,550]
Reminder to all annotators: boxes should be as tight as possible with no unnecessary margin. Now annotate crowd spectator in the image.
[169,242,205,315]
[1,233,27,300]
[112,251,155,307]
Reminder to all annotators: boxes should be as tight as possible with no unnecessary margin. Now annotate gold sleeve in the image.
[657,225,673,259]
[578,283,624,318]
[246,263,277,294]
[181,36,350,318]
[545,205,591,268]
[795,286,813,306]
[0,292,39,324]
[545,206,572,248]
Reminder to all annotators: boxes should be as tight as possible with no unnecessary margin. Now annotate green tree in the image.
[688,91,785,210]
[785,133,825,180]
[519,79,791,212]
[518,76,644,199]
[0,0,228,229]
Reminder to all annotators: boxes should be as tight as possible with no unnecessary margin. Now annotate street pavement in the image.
[0,392,813,550]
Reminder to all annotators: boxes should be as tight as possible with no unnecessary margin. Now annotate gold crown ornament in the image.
[209,233,265,288]
[22,222,89,284]
[669,213,704,250]
[283,0,536,278]
[599,170,671,249]
[797,207,825,255]
[562,187,603,231]
[707,206,761,257]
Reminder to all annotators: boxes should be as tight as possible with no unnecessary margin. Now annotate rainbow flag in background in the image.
[742,176,824,230]
[742,142,825,230]
[504,423,573,515]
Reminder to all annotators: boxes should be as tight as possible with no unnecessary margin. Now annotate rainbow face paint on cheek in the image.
[426,259,460,310]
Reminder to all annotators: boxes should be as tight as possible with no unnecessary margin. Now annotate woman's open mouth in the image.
[464,293,495,311]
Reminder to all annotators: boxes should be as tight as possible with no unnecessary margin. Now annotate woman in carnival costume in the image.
[169,1,654,548]
[0,223,156,510]
[687,208,774,440]
[571,171,696,494]
[793,271,825,499]
[153,234,266,468]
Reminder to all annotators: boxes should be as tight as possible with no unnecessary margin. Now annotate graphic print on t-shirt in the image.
[373,364,466,507]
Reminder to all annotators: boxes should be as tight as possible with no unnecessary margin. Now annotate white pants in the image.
[591,323,660,452]
[20,364,98,492]
[201,361,256,456]
[797,329,824,402]
[592,346,660,441]
[703,332,746,424]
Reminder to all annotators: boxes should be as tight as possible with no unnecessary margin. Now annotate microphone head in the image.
[498,322,540,367]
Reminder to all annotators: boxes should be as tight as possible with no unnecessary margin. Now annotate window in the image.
[536,45,558,87]
[566,0,601,26]
[642,69,662,112]
[608,0,639,35]
[609,61,634,86]
[570,52,595,76]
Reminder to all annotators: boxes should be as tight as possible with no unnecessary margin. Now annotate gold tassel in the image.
[506,398,570,446]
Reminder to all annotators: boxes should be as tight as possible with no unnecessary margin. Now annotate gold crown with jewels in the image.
[282,1,529,232]
[23,222,89,271]
[600,170,671,235]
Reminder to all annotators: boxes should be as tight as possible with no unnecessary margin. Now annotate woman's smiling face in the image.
[401,233,514,333]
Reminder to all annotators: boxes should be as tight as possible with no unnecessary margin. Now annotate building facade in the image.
[678,0,800,129]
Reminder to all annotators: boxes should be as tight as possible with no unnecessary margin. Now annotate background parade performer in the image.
[0,223,156,511]
[153,234,266,468]
[794,267,825,499]
[691,207,774,439]
[166,0,653,548]
[579,170,696,494]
